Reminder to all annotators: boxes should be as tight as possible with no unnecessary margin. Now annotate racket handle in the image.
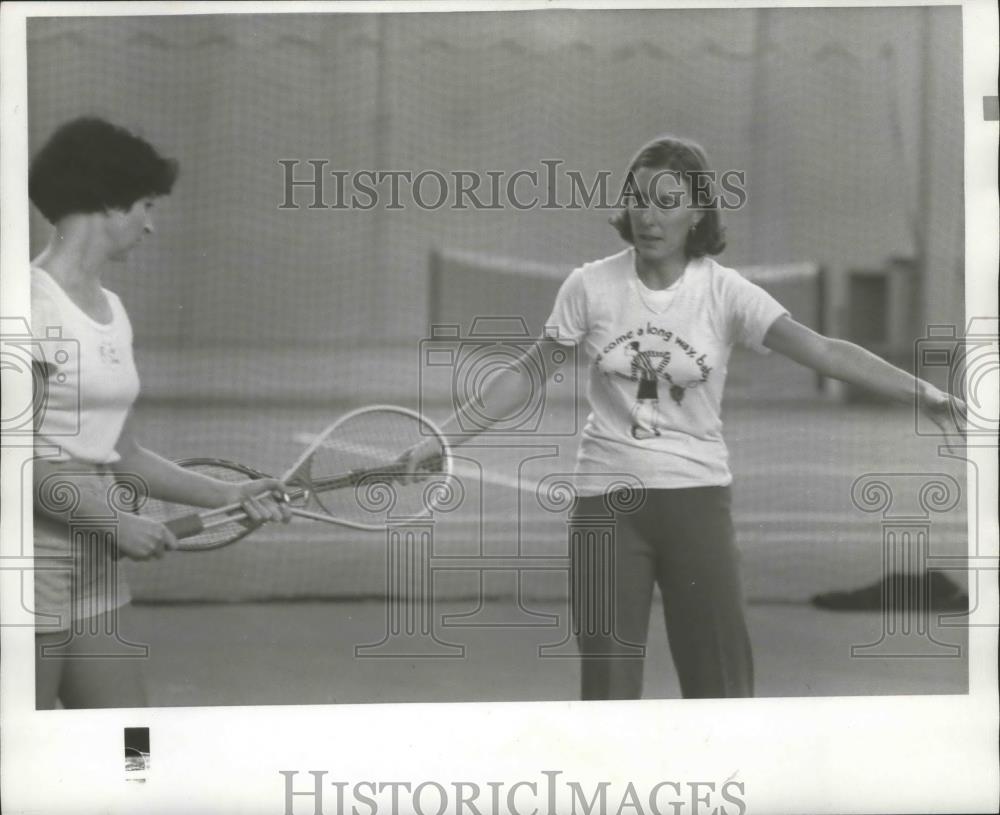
[165,513,207,540]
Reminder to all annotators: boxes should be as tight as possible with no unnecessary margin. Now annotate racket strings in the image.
[141,408,451,551]
[140,460,266,551]
[300,409,447,525]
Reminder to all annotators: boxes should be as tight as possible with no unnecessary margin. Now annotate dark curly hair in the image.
[29,117,178,224]
[610,135,727,259]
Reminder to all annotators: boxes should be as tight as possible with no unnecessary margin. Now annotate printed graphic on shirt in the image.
[99,339,121,365]
[594,322,715,440]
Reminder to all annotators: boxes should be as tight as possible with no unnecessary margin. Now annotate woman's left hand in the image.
[224,478,293,524]
[918,382,966,452]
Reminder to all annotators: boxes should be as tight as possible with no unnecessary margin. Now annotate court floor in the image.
[124,401,970,607]
[128,599,968,706]
[116,399,972,706]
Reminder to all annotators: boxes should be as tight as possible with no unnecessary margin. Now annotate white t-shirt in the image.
[31,267,141,464]
[545,248,788,494]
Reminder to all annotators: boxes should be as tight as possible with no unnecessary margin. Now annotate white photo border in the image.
[1,1,997,813]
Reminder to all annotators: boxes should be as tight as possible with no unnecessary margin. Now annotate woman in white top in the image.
[415,135,965,699]
[30,117,289,709]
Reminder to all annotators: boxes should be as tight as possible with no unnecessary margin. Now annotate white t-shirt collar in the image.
[630,251,695,314]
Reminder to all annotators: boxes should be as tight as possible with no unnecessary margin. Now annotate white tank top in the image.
[31,267,141,464]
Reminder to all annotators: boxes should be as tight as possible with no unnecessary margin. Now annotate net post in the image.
[427,247,443,336]
[816,263,828,393]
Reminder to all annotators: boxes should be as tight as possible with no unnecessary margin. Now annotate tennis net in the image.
[120,251,965,607]
[23,12,966,608]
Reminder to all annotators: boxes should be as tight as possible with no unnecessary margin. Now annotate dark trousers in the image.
[570,487,754,700]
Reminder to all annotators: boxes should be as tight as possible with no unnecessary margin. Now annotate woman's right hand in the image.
[222,478,292,524]
[115,512,177,560]
[398,436,444,478]
[917,381,966,454]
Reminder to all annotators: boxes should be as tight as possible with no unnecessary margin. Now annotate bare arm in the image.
[762,315,965,441]
[113,415,289,516]
[436,338,573,443]
[112,417,238,508]
[33,456,177,560]
[32,417,289,560]
[403,338,574,469]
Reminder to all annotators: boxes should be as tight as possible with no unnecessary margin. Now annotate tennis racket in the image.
[158,405,451,551]
[141,456,389,551]
[139,458,285,551]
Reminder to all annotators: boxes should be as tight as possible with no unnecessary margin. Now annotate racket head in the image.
[142,458,269,551]
[285,405,453,531]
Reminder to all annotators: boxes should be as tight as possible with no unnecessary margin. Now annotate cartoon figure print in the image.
[623,341,669,439]
[620,339,704,439]
[595,327,713,440]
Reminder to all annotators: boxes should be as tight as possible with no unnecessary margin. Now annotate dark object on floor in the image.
[811,571,968,612]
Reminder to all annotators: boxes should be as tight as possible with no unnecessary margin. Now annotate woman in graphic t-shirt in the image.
[29,117,289,709]
[411,135,965,700]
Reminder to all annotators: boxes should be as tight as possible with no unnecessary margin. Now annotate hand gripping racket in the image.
[140,458,282,551]
[158,406,452,551]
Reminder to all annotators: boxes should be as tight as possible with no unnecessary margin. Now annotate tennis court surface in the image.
[127,601,967,706]
[121,395,970,705]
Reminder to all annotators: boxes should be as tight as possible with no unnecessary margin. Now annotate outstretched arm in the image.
[402,338,573,470]
[435,338,573,442]
[113,414,289,517]
[762,315,966,444]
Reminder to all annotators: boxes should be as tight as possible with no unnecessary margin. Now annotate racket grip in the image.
[165,513,207,540]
